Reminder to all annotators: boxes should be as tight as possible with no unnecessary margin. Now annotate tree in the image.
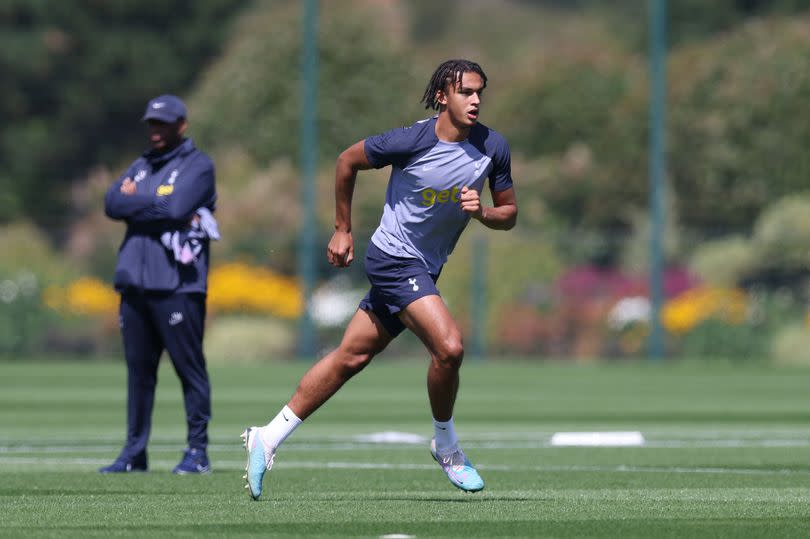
[0,0,249,230]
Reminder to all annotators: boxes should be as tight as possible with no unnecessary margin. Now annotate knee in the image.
[334,349,375,376]
[432,336,464,369]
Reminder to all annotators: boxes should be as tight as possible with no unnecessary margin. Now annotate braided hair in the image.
[421,59,488,111]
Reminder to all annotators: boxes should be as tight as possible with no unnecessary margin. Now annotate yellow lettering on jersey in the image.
[421,186,461,207]
[156,184,174,196]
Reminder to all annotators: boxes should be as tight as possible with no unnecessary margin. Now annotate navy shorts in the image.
[358,241,441,337]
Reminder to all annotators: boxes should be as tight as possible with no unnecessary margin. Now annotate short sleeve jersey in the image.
[364,116,513,274]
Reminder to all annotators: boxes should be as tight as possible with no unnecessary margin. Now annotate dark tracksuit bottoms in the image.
[120,291,210,460]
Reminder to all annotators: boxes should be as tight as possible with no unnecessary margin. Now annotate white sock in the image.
[260,405,302,450]
[433,417,459,455]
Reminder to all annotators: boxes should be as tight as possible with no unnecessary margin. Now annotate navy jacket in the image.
[105,138,217,294]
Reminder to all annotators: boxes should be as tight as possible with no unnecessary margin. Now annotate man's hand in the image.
[327,230,353,267]
[120,178,136,196]
[460,186,483,219]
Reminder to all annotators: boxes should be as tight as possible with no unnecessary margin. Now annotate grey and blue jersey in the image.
[364,116,513,274]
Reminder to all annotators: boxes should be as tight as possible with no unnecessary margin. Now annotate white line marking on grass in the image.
[643,439,810,448]
[466,439,810,449]
[0,431,810,454]
[4,428,810,446]
[355,431,427,444]
[4,426,810,458]
[2,456,809,477]
[550,431,645,446]
[4,436,810,454]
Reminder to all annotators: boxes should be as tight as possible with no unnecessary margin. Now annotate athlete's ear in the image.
[177,119,188,136]
[436,89,448,106]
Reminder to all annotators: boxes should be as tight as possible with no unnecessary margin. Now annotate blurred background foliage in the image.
[4,0,810,361]
[0,0,251,229]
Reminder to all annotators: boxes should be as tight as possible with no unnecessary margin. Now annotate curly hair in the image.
[420,59,488,110]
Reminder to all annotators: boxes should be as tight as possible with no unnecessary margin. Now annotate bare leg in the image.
[398,295,464,422]
[287,308,392,420]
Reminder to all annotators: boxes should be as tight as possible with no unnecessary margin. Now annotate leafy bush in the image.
[678,318,767,360]
[770,323,810,366]
[654,284,801,363]
[0,271,53,357]
[32,262,304,357]
[440,228,563,352]
[751,194,810,272]
[592,0,810,49]
[689,236,756,286]
[204,315,295,362]
[190,0,419,167]
[669,16,810,232]
[0,222,75,356]
[0,222,76,282]
[0,0,249,224]
[666,285,805,361]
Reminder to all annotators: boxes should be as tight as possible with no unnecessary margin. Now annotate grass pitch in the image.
[2,358,810,538]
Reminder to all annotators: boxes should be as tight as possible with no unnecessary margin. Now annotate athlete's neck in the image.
[434,114,471,143]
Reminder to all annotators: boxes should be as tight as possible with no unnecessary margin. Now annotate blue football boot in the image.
[430,438,484,493]
[241,427,275,500]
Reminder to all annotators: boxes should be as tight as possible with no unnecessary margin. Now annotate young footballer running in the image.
[242,59,518,499]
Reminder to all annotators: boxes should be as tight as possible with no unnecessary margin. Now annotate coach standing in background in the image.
[100,94,218,475]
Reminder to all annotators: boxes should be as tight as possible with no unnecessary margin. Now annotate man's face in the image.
[146,118,186,153]
[438,71,485,128]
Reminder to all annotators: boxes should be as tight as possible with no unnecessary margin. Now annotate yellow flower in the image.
[44,277,118,317]
[662,286,748,334]
[44,263,305,320]
[208,262,303,318]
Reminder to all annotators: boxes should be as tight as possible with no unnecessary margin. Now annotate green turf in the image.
[2,358,810,538]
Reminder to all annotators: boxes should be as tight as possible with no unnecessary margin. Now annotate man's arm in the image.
[127,158,216,226]
[460,186,518,230]
[104,165,155,220]
[327,140,373,267]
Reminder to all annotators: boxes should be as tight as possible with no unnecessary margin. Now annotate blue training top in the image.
[364,116,513,274]
[104,138,217,294]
